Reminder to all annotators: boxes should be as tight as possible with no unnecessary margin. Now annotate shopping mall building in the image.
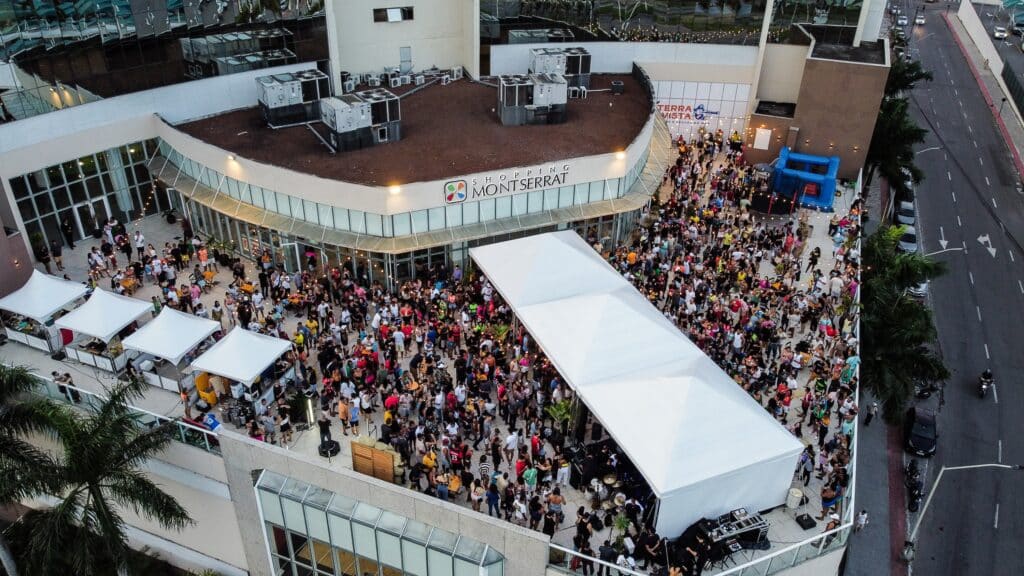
[0,1,877,574]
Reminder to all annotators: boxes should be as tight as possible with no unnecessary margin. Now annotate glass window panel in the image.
[383,215,393,237]
[276,193,291,216]
[304,505,329,542]
[290,531,310,563]
[377,532,402,568]
[428,207,445,231]
[225,178,238,198]
[60,162,79,183]
[410,210,428,234]
[462,203,478,225]
[365,213,383,236]
[454,557,480,576]
[574,183,589,205]
[259,490,284,526]
[393,213,411,236]
[303,200,319,224]
[528,190,544,214]
[290,197,305,220]
[267,523,290,556]
[311,539,333,573]
[328,515,353,550]
[349,210,366,234]
[402,540,428,576]
[79,155,99,177]
[17,199,36,221]
[333,207,350,231]
[445,205,463,228]
[318,204,334,228]
[251,186,265,208]
[351,523,377,560]
[28,171,49,193]
[327,492,357,518]
[495,196,512,219]
[427,548,454,576]
[478,199,495,222]
[34,194,53,216]
[263,189,277,212]
[559,186,575,207]
[427,528,458,553]
[238,182,253,204]
[511,193,528,216]
[294,563,314,576]
[605,178,620,200]
[335,547,357,574]
[282,497,306,534]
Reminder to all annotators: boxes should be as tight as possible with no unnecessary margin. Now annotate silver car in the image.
[994,26,1008,39]
[897,15,909,26]
[896,201,916,226]
[898,226,919,253]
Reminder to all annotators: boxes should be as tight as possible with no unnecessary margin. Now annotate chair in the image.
[195,372,218,406]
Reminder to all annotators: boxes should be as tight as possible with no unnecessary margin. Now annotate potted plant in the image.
[611,513,632,554]
[545,399,573,450]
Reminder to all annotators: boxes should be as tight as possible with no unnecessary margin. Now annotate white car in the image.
[994,26,1008,39]
[896,201,916,226]
[897,15,909,26]
[898,226,919,253]
[915,15,925,25]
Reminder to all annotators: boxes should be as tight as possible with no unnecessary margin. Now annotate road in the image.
[893,1,1024,574]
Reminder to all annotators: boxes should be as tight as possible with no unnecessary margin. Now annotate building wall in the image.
[217,430,551,576]
[756,44,810,104]
[742,113,796,167]
[326,0,479,80]
[0,229,32,298]
[489,41,758,76]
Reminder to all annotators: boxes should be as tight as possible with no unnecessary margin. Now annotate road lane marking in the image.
[969,271,974,285]
[977,306,983,322]
[999,440,1002,463]
[993,197,998,209]
[947,171,952,181]
[986,176,991,186]
[974,140,979,148]
[958,215,963,227]
[1011,251,1016,263]
[995,504,1000,529]
[952,191,957,203]
[980,157,984,166]
[1019,280,1023,294]
[968,125,973,134]
[955,88,959,96]
[993,382,999,404]
[959,99,963,107]
[985,343,991,359]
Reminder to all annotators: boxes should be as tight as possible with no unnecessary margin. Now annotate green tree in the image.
[2,375,192,575]
[0,365,64,576]
[885,57,934,99]
[864,97,928,196]
[861,227,949,422]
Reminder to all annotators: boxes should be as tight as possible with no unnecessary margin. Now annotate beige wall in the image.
[0,229,32,298]
[637,61,754,84]
[326,0,479,79]
[742,113,795,167]
[756,44,810,104]
[218,430,552,576]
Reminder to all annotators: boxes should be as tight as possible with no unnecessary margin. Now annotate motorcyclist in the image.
[981,369,993,383]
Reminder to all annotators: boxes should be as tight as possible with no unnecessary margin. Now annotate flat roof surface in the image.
[177,74,650,186]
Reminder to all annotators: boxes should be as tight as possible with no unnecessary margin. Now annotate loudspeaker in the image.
[50,350,66,361]
[319,440,341,457]
[795,513,817,530]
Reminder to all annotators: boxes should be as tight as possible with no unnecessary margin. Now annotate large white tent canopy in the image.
[0,270,88,322]
[54,288,151,342]
[122,308,221,365]
[189,327,292,385]
[470,231,803,537]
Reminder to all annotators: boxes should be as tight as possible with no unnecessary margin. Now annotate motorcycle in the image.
[905,460,923,512]
[978,375,992,398]
[915,380,940,399]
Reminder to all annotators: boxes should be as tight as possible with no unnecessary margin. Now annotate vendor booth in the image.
[189,327,294,412]
[122,308,221,393]
[0,270,88,352]
[54,289,150,372]
[470,231,804,538]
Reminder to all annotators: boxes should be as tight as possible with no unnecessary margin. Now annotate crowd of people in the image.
[42,127,861,574]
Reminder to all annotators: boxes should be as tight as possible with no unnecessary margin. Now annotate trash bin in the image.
[787,487,804,510]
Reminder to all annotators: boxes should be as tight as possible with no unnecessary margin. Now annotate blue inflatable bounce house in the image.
[770,147,840,212]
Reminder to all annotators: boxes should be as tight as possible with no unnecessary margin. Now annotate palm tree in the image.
[3,375,193,575]
[885,57,934,99]
[861,226,949,422]
[864,97,928,196]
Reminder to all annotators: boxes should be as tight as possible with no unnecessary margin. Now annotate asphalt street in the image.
[891,2,1024,574]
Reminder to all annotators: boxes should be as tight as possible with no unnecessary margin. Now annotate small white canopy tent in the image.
[189,327,292,386]
[55,288,151,342]
[122,308,220,365]
[470,231,804,537]
[0,269,88,322]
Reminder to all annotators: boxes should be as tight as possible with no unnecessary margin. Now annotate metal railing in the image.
[29,373,221,455]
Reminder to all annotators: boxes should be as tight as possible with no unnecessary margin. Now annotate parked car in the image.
[1013,25,1024,37]
[896,201,916,226]
[904,407,938,457]
[890,5,899,14]
[908,281,929,299]
[994,26,1008,39]
[897,15,909,26]
[898,226,919,253]
[915,15,925,25]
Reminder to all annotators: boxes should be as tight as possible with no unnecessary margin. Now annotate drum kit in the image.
[589,474,627,510]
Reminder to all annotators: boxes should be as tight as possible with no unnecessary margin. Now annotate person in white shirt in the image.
[134,231,146,258]
[504,431,518,464]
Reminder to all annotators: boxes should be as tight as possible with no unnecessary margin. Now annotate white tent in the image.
[470,231,804,537]
[54,288,151,342]
[0,270,88,322]
[122,308,221,365]
[189,327,292,385]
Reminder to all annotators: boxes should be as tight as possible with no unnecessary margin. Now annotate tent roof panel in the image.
[122,308,221,365]
[0,270,88,322]
[189,327,292,385]
[53,289,151,342]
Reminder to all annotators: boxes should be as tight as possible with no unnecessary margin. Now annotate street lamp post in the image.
[998,97,1008,117]
[902,463,1024,562]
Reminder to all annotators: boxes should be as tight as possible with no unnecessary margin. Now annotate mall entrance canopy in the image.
[470,231,804,537]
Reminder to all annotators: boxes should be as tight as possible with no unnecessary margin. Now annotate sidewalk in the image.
[944,11,1024,180]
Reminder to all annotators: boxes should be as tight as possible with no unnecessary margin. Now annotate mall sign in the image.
[444,163,571,204]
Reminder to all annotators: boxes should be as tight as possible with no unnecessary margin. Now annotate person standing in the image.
[855,509,869,532]
[50,239,64,272]
[864,401,878,427]
[134,231,146,259]
[60,217,76,249]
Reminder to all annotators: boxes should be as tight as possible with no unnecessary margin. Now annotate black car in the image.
[904,407,938,457]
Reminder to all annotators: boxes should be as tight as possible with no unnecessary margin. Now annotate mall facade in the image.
[0,1,879,575]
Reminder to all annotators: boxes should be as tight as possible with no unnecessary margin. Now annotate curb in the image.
[887,425,909,576]
[942,11,1024,179]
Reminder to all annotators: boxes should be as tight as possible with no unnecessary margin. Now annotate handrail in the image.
[27,372,221,455]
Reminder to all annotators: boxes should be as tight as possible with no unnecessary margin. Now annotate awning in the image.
[122,307,221,365]
[54,288,151,342]
[0,270,88,323]
[189,327,292,385]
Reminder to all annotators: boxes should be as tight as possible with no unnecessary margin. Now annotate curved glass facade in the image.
[257,470,504,576]
[156,138,648,238]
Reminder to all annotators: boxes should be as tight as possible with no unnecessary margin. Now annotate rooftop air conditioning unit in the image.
[400,75,411,86]
[389,76,401,89]
[414,75,425,86]
[369,76,381,87]
[452,66,463,80]
[441,74,451,86]
[343,79,356,93]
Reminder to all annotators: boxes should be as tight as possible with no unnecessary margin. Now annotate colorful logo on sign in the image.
[445,180,467,204]
[693,104,719,120]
